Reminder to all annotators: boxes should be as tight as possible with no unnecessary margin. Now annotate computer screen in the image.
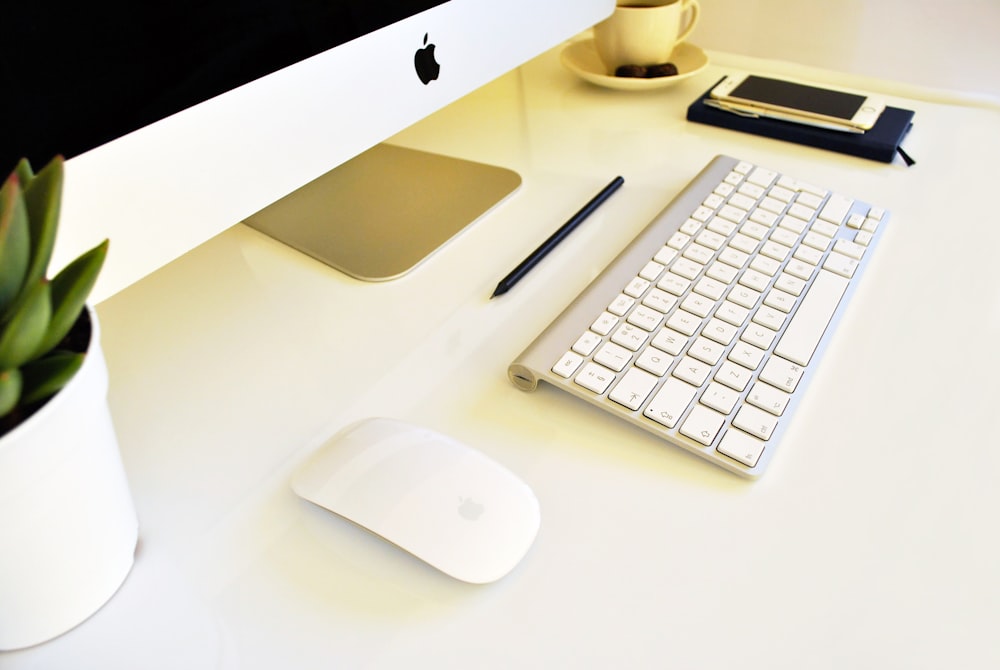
[3,2,450,171]
[4,0,614,299]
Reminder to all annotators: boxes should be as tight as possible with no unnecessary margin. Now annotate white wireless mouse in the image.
[291,418,540,584]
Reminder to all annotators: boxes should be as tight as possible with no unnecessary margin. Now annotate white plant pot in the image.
[0,306,138,651]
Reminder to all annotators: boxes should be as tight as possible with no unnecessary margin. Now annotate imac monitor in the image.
[3,0,614,299]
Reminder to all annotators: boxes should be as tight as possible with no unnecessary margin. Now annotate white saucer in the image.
[560,39,709,91]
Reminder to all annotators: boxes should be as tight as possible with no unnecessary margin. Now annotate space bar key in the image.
[774,270,849,367]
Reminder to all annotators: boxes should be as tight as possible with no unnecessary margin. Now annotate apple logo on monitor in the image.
[414,33,440,85]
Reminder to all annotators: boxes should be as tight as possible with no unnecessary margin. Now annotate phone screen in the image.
[728,76,866,120]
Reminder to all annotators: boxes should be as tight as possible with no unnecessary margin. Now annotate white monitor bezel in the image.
[55,0,614,302]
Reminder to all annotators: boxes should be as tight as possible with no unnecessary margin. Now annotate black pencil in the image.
[490,175,624,298]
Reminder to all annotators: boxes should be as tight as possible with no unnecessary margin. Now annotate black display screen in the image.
[729,75,866,120]
[2,1,448,172]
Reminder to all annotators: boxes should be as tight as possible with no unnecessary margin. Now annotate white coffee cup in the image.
[593,0,700,73]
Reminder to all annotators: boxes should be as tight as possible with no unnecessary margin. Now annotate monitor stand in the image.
[243,143,522,281]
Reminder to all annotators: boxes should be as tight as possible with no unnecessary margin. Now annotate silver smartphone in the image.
[709,74,886,133]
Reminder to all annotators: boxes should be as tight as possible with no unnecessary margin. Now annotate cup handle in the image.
[676,0,700,44]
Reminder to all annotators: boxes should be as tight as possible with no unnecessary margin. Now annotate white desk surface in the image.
[9,39,1000,669]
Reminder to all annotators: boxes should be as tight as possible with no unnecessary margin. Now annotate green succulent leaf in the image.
[0,172,30,321]
[41,239,107,355]
[0,368,22,417]
[19,350,84,407]
[0,279,51,370]
[14,158,34,188]
[21,155,64,290]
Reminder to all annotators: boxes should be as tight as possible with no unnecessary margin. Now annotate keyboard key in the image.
[595,342,633,372]
[624,277,651,298]
[666,310,701,337]
[718,247,750,269]
[611,323,649,351]
[680,405,726,445]
[657,272,690,296]
[759,356,805,393]
[651,328,686,356]
[715,301,750,327]
[764,288,796,313]
[609,368,658,410]
[747,382,790,416]
[552,351,584,378]
[702,318,738,346]
[802,231,831,252]
[645,378,697,428]
[728,285,761,310]
[742,323,777,350]
[773,272,806,296]
[774,270,848,366]
[792,244,823,266]
[819,193,853,224]
[639,260,666,281]
[654,246,678,265]
[749,255,780,277]
[769,227,798,248]
[701,382,740,414]
[696,230,727,251]
[787,203,816,221]
[733,405,779,441]
[673,356,712,387]
[728,341,765,370]
[760,240,791,262]
[635,347,673,376]
[759,196,786,214]
[717,430,766,467]
[671,258,703,280]
[706,261,738,284]
[747,167,777,188]
[833,238,866,260]
[730,193,756,210]
[608,294,635,316]
[811,219,839,238]
[575,363,615,394]
[718,204,747,224]
[694,276,727,300]
[591,311,619,336]
[689,337,725,365]
[681,293,714,318]
[679,218,702,236]
[642,288,677,314]
[572,331,602,356]
[627,305,664,331]
[823,252,859,278]
[752,305,786,331]
[707,217,737,237]
[716,361,752,392]
[749,208,778,228]
[784,259,815,282]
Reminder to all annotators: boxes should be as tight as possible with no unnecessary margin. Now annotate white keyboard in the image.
[508,155,887,477]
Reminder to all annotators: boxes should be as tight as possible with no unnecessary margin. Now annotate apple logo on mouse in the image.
[414,33,440,85]
[458,497,485,521]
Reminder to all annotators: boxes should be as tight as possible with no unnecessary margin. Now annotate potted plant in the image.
[0,156,138,651]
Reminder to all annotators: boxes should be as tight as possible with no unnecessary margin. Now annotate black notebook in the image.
[686,81,915,164]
